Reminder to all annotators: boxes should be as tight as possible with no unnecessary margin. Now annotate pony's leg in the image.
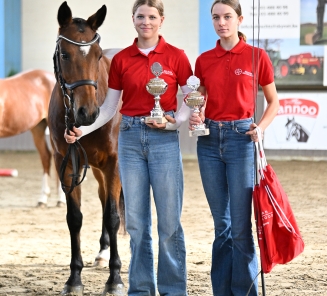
[30,119,52,207]
[92,168,110,267]
[98,163,125,295]
[94,223,110,267]
[62,190,84,296]
[54,155,84,296]
[102,193,125,295]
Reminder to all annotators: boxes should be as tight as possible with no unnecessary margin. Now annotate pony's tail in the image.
[118,188,126,234]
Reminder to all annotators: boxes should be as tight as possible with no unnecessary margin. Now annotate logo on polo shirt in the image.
[163,70,173,76]
[235,68,253,77]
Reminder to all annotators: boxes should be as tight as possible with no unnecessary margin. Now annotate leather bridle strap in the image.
[65,80,97,91]
[59,140,89,195]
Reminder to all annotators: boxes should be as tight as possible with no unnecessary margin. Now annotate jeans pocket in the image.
[119,119,131,131]
[234,123,250,136]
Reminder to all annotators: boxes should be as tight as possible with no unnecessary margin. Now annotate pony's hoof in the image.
[61,284,84,296]
[57,201,66,208]
[102,283,125,296]
[36,202,47,208]
[94,249,110,267]
[94,258,108,267]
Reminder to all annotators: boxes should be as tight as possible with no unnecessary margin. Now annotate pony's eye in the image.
[98,54,103,61]
[61,52,69,60]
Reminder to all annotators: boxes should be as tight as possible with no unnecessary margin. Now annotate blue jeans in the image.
[197,118,258,296]
[118,113,187,296]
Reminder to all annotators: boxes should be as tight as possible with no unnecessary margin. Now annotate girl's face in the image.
[132,5,164,41]
[211,3,243,39]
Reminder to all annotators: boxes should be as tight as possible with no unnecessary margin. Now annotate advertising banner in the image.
[264,92,327,150]
[239,0,326,87]
[241,0,300,39]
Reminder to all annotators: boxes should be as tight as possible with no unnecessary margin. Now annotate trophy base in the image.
[145,116,167,124]
[189,128,210,137]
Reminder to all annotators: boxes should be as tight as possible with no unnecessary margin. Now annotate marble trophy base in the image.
[189,127,210,137]
[145,116,167,124]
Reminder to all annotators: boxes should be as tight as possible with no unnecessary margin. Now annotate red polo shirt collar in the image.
[129,35,166,56]
[214,37,247,57]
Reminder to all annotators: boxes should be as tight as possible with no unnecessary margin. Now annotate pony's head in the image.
[54,1,107,126]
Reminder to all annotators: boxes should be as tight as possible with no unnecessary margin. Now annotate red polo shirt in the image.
[109,36,193,117]
[195,38,274,121]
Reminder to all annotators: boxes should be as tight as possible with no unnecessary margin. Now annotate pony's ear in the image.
[58,1,72,28]
[87,5,107,31]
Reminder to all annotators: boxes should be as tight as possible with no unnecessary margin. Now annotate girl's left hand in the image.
[146,114,176,129]
[246,123,263,142]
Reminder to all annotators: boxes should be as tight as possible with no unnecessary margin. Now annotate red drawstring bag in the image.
[253,127,305,274]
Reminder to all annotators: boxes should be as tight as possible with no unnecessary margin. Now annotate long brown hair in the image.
[132,0,164,17]
[211,0,246,42]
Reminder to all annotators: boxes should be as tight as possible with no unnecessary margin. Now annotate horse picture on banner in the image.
[48,2,125,295]
[285,117,309,143]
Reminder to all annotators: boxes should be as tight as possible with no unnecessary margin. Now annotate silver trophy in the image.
[145,62,168,124]
[185,75,209,137]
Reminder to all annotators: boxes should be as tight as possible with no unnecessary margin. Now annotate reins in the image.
[53,33,101,194]
[249,0,267,295]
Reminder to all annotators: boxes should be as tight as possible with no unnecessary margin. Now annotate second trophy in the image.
[145,62,168,124]
[185,75,209,137]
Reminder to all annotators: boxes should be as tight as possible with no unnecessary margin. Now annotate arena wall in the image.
[21,0,199,73]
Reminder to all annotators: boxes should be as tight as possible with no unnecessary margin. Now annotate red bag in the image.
[253,127,305,274]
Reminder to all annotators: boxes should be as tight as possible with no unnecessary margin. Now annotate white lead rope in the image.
[254,126,301,236]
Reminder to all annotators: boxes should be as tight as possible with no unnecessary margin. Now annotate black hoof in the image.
[102,283,125,296]
[61,284,84,296]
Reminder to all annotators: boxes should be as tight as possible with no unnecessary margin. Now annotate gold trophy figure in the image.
[185,75,209,137]
[145,62,168,124]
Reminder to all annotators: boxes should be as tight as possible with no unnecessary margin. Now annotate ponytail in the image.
[238,31,247,42]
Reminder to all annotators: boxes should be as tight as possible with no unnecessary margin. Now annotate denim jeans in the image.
[197,118,258,296]
[118,113,187,296]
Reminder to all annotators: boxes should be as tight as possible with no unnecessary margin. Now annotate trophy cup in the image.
[185,75,210,137]
[145,62,168,124]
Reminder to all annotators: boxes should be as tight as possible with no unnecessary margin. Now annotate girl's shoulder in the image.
[163,42,188,57]
[197,47,217,60]
[242,42,267,56]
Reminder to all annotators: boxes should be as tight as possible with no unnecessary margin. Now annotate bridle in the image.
[53,32,101,127]
[52,32,101,194]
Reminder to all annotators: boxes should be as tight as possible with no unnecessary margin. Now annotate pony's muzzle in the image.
[76,106,99,126]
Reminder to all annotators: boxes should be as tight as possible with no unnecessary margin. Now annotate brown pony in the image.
[48,2,124,295]
[0,69,65,206]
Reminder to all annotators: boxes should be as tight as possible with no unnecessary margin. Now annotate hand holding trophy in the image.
[145,62,168,124]
[185,75,209,137]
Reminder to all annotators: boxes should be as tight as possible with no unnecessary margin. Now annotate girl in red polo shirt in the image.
[65,0,192,295]
[189,0,279,295]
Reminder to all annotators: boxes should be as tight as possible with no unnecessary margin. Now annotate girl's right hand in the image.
[64,126,82,144]
[189,107,205,130]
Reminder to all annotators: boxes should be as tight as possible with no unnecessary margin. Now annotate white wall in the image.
[21,0,199,72]
[2,1,199,154]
